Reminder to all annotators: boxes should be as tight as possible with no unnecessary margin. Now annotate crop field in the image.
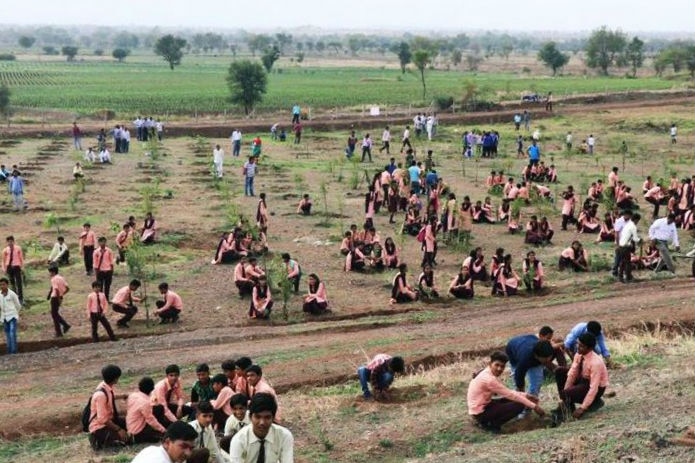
[0,54,688,117]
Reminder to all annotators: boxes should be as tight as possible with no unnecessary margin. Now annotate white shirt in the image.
[403,129,410,140]
[0,289,20,321]
[588,136,595,146]
[156,122,163,132]
[224,411,251,436]
[381,130,390,142]
[649,218,679,247]
[243,162,257,177]
[670,126,677,136]
[231,130,242,142]
[189,420,229,463]
[229,424,294,463]
[566,133,572,143]
[48,242,69,262]
[100,149,111,162]
[213,148,225,164]
[613,216,626,233]
[130,445,173,463]
[618,220,640,247]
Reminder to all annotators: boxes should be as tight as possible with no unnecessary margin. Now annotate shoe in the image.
[587,398,605,412]
[117,321,129,328]
[159,319,169,325]
[63,325,71,334]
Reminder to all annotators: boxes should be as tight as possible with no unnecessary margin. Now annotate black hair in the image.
[165,364,180,375]
[221,359,236,372]
[490,351,508,363]
[245,364,262,376]
[129,279,141,288]
[196,363,210,373]
[102,364,122,384]
[248,392,277,417]
[212,373,228,385]
[578,332,597,349]
[138,377,155,394]
[539,326,554,337]
[164,420,198,441]
[91,281,101,289]
[587,321,602,336]
[533,340,555,359]
[197,401,214,414]
[230,393,248,408]
[281,253,290,260]
[0,277,7,284]
[236,357,253,370]
[158,282,169,291]
[389,356,405,373]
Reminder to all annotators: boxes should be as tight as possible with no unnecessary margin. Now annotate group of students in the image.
[86,358,293,463]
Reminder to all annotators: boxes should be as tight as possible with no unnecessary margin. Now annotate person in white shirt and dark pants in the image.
[616,211,641,283]
[648,213,680,273]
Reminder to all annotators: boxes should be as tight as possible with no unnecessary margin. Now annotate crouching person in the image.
[357,353,405,401]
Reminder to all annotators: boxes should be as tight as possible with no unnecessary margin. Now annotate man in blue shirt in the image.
[9,170,24,211]
[385,158,397,175]
[505,335,555,397]
[407,161,421,195]
[564,321,611,361]
[425,170,438,195]
[291,104,301,124]
[527,140,541,166]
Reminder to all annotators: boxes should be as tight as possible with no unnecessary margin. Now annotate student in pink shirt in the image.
[522,250,544,291]
[115,223,133,264]
[390,263,419,304]
[467,351,545,433]
[88,364,128,449]
[552,333,609,424]
[152,364,192,428]
[492,254,521,297]
[303,273,328,315]
[86,280,117,342]
[210,374,234,431]
[559,241,589,272]
[421,216,437,268]
[2,235,24,304]
[79,223,97,275]
[140,212,157,244]
[93,237,115,301]
[560,186,577,231]
[282,253,301,293]
[127,376,167,443]
[245,364,282,422]
[234,257,254,298]
[250,276,273,319]
[111,279,143,328]
[48,265,71,337]
[155,282,183,324]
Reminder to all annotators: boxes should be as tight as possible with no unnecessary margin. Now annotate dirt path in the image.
[0,278,691,439]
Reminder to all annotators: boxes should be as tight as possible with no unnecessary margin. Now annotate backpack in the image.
[416,226,426,243]
[81,387,106,432]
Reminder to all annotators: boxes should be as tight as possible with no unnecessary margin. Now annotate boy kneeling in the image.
[357,354,405,400]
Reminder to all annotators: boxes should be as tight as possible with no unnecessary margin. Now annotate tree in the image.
[412,50,431,99]
[327,41,343,55]
[275,33,293,54]
[451,49,462,67]
[246,34,271,57]
[465,53,483,71]
[43,46,59,55]
[261,45,280,72]
[113,32,139,50]
[624,37,644,77]
[154,35,187,70]
[585,26,627,75]
[18,36,35,50]
[391,42,412,74]
[537,41,569,76]
[61,46,78,61]
[0,85,10,123]
[112,48,130,62]
[315,41,326,53]
[227,60,268,115]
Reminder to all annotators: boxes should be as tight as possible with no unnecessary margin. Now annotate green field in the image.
[0,55,688,117]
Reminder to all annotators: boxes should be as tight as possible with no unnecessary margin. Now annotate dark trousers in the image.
[289,275,300,293]
[83,245,95,273]
[132,424,163,444]
[89,417,126,449]
[361,147,372,162]
[90,312,116,341]
[616,245,633,281]
[561,214,576,230]
[555,367,605,409]
[6,266,22,302]
[379,141,390,154]
[213,409,229,431]
[50,297,70,337]
[450,287,474,299]
[153,403,193,428]
[156,301,181,321]
[236,280,254,297]
[303,300,328,315]
[474,399,525,429]
[112,303,138,325]
[96,270,113,301]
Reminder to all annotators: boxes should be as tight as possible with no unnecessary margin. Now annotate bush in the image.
[0,54,16,61]
[434,96,454,110]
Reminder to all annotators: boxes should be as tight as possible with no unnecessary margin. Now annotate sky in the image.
[2,0,694,33]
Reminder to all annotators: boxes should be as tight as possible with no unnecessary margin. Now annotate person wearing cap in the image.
[553,332,609,423]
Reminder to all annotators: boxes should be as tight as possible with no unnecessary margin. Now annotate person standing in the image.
[616,211,641,283]
[361,134,373,163]
[565,131,573,151]
[86,280,117,342]
[527,140,541,166]
[243,156,257,197]
[401,126,412,152]
[213,144,225,178]
[48,265,71,337]
[379,126,391,154]
[231,129,242,157]
[648,213,680,273]
[0,277,21,354]
[523,110,530,131]
[72,122,83,150]
[156,120,163,141]
[545,92,553,111]
[2,236,24,304]
[291,104,301,124]
[293,121,303,144]
[79,223,97,276]
[587,134,595,154]
[670,123,677,144]
[9,170,25,211]
[93,237,115,301]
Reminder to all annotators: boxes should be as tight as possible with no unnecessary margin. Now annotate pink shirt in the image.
[211,385,234,416]
[644,186,662,200]
[250,378,282,422]
[561,196,576,215]
[2,245,24,271]
[111,285,134,306]
[50,274,69,298]
[80,229,96,248]
[234,262,249,282]
[93,246,115,272]
[152,378,184,423]
[127,391,166,435]
[89,381,117,433]
[159,290,183,312]
[86,291,109,315]
[424,224,435,252]
[522,260,544,279]
[467,367,535,415]
[307,282,328,304]
[565,350,609,409]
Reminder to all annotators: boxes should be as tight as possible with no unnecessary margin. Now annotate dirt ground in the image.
[0,94,693,461]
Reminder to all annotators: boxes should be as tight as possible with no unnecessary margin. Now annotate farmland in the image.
[0,53,689,118]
